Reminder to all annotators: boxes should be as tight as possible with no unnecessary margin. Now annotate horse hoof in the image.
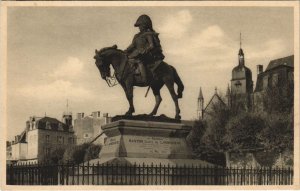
[125,112,132,116]
[175,115,181,120]
[148,112,156,116]
[177,92,183,99]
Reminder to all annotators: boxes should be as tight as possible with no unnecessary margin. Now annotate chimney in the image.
[92,111,101,118]
[103,113,110,124]
[26,121,30,130]
[77,113,84,119]
[257,65,263,75]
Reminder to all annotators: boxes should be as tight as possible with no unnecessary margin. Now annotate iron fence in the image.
[6,162,293,185]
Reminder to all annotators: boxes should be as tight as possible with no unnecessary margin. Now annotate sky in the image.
[6,6,294,140]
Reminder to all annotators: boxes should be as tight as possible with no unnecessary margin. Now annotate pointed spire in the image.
[215,87,218,95]
[66,99,69,113]
[198,87,203,100]
[240,32,242,49]
[238,32,244,56]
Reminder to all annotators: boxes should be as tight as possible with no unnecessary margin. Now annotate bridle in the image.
[95,50,119,87]
[105,73,118,87]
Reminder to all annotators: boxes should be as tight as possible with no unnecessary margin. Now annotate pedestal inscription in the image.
[98,120,193,159]
[91,119,212,167]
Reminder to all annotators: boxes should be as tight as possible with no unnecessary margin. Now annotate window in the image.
[58,123,64,131]
[57,136,62,144]
[263,76,268,89]
[68,137,73,144]
[46,135,50,143]
[272,73,279,87]
[46,121,51,130]
[84,133,89,138]
[45,148,51,156]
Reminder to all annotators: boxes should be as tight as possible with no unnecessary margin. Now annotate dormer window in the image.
[46,121,51,130]
[58,123,64,131]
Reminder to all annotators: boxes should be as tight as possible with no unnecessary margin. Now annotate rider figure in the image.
[125,14,165,84]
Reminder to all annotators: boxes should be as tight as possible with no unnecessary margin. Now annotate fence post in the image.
[258,167,262,185]
[72,162,75,185]
[8,164,14,185]
[214,166,218,185]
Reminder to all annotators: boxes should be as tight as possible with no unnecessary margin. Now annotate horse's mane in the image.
[98,45,125,57]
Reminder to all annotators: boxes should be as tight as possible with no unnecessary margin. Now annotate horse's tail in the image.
[171,66,184,99]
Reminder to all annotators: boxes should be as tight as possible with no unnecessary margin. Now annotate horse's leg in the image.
[149,82,164,116]
[125,84,135,115]
[121,82,135,116]
[164,78,181,120]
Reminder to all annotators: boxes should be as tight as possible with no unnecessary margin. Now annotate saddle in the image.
[128,59,161,85]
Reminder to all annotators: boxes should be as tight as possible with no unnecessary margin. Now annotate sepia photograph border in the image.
[0,1,299,190]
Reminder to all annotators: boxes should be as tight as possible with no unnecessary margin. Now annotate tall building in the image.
[73,111,111,144]
[197,87,204,119]
[253,55,294,111]
[230,35,253,111]
[7,113,76,163]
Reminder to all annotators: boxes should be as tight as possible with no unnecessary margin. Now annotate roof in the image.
[231,65,252,82]
[204,93,226,112]
[232,65,251,74]
[198,87,203,99]
[254,55,294,92]
[35,117,70,132]
[265,55,294,71]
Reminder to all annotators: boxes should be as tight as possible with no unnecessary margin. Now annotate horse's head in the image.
[94,45,119,80]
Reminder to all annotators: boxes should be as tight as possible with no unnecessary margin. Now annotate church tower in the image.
[231,33,253,111]
[197,87,204,120]
[62,99,72,127]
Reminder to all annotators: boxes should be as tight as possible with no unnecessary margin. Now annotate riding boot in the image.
[138,62,147,85]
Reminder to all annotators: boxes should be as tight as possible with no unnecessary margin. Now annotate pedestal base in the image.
[90,120,213,167]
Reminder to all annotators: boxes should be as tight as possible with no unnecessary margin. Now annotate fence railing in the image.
[6,162,293,185]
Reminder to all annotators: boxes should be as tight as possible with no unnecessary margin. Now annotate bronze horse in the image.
[94,45,184,119]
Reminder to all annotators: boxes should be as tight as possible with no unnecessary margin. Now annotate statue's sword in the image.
[145,86,151,97]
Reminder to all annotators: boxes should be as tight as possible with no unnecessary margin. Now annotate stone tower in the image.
[197,87,204,120]
[62,100,72,127]
[230,33,253,111]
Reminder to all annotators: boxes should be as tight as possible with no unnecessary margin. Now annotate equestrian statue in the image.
[94,15,184,120]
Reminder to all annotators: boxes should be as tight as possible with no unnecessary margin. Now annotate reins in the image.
[105,73,119,87]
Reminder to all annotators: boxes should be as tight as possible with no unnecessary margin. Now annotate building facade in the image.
[253,55,294,111]
[73,111,111,144]
[7,114,76,163]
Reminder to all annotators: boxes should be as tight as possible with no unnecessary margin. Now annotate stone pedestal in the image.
[90,120,213,167]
